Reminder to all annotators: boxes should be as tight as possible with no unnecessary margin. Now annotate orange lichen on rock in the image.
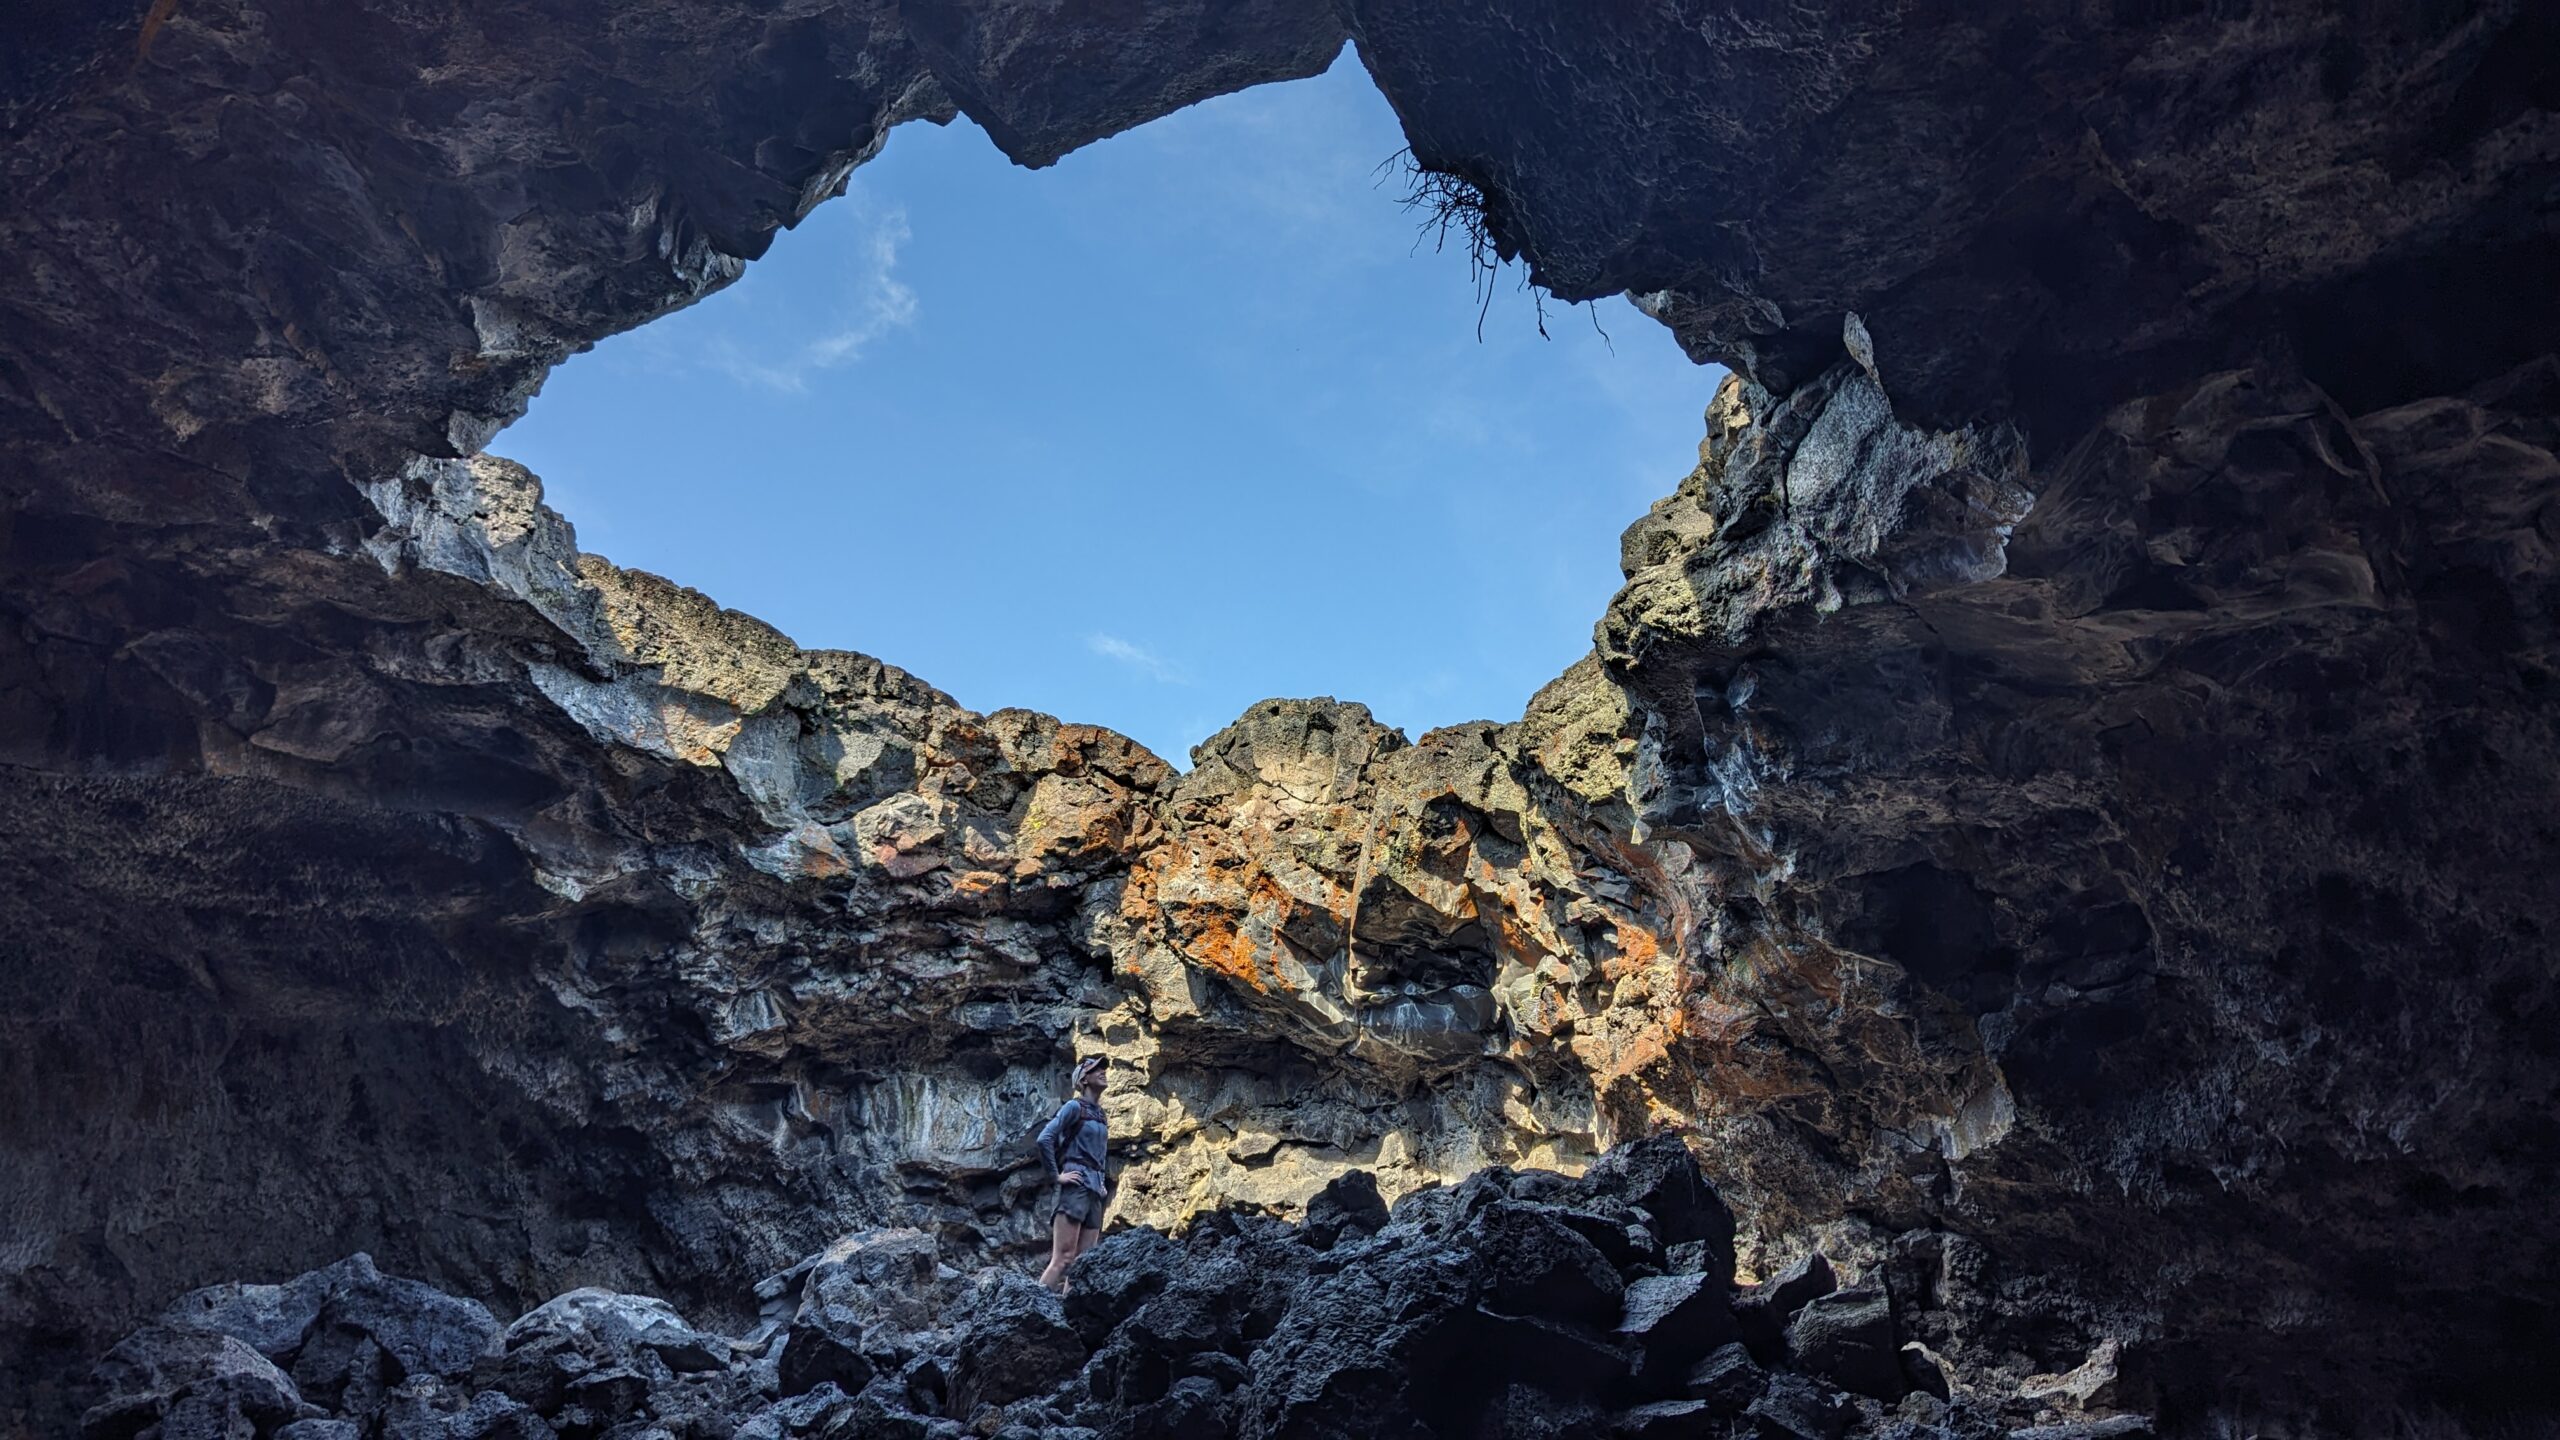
[1180,909,1272,992]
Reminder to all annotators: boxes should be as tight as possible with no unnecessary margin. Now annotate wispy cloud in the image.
[1087,632,1189,685]
[707,204,917,392]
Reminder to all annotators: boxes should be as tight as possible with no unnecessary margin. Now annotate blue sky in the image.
[497,51,1718,768]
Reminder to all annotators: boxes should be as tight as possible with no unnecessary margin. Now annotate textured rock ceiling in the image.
[2,0,2556,1433]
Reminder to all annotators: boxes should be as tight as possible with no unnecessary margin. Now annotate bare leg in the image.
[1053,1220,1103,1295]
[1037,1212,1079,1292]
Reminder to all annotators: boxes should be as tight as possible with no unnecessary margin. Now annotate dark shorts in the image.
[1055,1179,1106,1229]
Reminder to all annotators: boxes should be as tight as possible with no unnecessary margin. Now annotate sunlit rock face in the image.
[3,0,2556,1434]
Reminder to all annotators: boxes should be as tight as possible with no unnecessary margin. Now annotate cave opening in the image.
[495,50,1716,767]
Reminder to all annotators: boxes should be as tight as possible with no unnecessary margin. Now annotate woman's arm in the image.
[1034,1100,1078,1181]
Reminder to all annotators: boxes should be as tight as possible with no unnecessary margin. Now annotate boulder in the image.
[1616,1398,1715,1439]
[1682,1341,1767,1416]
[775,1307,874,1402]
[1080,1241,1286,1412]
[1175,1351,1249,1391]
[1526,1201,1662,1275]
[82,1327,315,1440]
[281,1256,499,1411]
[1762,1255,1838,1319]
[551,1365,653,1433]
[764,1231,952,1400]
[1787,1285,1903,1400]
[1234,1237,1479,1437]
[947,1272,1085,1411]
[733,1382,855,1440]
[1746,1372,1852,1440]
[1902,1341,1952,1401]
[478,1287,725,1413]
[1737,1253,1837,1360]
[1615,1272,1740,1385]
[1063,1230,1185,1346]
[1474,1308,1633,1393]
[376,1388,550,1440]
[158,1257,371,1363]
[1580,1136,1735,1276]
[520,1289,725,1372]
[1301,1170,1390,1250]
[1114,1373,1229,1440]
[761,1230,949,1340]
[1469,1202,1626,1324]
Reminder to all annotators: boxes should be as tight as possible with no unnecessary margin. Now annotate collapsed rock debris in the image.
[81,1140,2157,1440]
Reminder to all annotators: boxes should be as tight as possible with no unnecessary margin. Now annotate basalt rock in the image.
[4,0,2558,1436]
[1341,1,2560,436]
[83,1147,2044,1440]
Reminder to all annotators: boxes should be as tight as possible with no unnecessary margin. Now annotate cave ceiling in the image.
[2,0,2556,1432]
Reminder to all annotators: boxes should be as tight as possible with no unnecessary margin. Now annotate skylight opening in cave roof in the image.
[496,49,1718,769]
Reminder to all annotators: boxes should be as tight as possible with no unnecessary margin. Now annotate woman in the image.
[1035,1056,1110,1293]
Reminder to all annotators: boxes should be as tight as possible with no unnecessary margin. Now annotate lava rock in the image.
[1617,1397,1716,1439]
[158,1258,362,1363]
[1112,1373,1229,1440]
[1301,1169,1390,1250]
[82,1327,315,1440]
[377,1387,549,1440]
[1523,1200,1663,1275]
[1581,1135,1736,1275]
[2009,1419,2156,1440]
[1474,1382,1610,1440]
[1788,1286,1903,1401]
[947,1272,1084,1411]
[1747,1371,1853,1440]
[479,1286,725,1414]
[1684,1341,1767,1415]
[1470,1202,1626,1324]
[1474,1307,1633,1393]
[285,1256,500,1411]
[775,1310,874,1402]
[734,1381,856,1440]
[1174,1350,1249,1391]
[1616,1271,1740,1385]
[1063,1229,1185,1346]
[1763,1255,1839,1319]
[1234,1233,1478,1437]
[548,1290,725,1372]
[1738,1253,1838,1361]
[1901,1341,1951,1402]
[769,1233,950,1400]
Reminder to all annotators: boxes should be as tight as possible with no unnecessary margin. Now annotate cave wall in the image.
[3,0,2556,1432]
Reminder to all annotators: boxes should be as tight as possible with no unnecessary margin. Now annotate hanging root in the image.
[1380,148,1574,342]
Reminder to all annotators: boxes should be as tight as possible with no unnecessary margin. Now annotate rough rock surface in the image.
[1345,0,2560,434]
[3,1,2557,1436]
[79,1145,2124,1440]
